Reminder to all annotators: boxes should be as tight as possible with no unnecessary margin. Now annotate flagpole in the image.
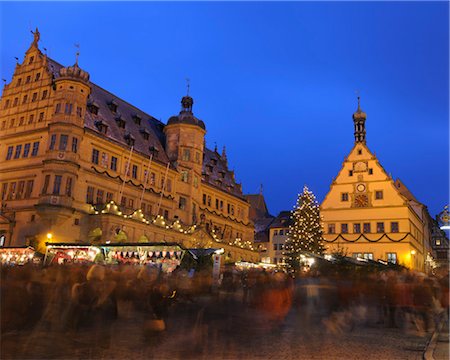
[118,146,133,205]
[156,162,170,217]
[138,154,153,210]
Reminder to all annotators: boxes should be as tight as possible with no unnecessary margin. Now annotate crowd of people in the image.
[1,262,448,358]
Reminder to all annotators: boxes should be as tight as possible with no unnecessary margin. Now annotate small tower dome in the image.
[59,62,90,84]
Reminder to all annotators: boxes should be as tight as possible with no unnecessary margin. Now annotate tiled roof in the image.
[246,194,272,221]
[47,57,244,198]
[269,211,293,229]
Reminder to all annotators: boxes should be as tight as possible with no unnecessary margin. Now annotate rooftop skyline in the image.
[1,1,448,216]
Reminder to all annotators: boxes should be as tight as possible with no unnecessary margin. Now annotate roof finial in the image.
[214,142,218,153]
[186,78,190,96]
[259,183,263,195]
[74,43,80,65]
[354,89,361,110]
[31,27,40,47]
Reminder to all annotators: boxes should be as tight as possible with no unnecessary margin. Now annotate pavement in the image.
[1,295,437,360]
[424,315,449,360]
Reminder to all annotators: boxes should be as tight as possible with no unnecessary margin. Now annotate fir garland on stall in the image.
[284,185,325,274]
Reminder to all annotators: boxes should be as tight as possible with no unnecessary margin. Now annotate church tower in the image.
[164,90,206,224]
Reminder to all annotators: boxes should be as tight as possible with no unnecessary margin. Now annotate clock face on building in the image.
[356,183,366,192]
[354,194,369,207]
[354,161,368,172]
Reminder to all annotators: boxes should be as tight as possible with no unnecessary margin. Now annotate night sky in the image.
[1,2,448,217]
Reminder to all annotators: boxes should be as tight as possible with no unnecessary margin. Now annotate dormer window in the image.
[133,115,142,125]
[206,165,213,172]
[108,100,118,113]
[216,179,222,186]
[116,115,126,129]
[140,128,150,140]
[211,158,218,165]
[95,120,108,134]
[88,101,99,115]
[219,171,226,179]
[149,146,159,156]
[124,133,135,146]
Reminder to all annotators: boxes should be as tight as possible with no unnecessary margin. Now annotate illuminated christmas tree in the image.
[284,185,325,274]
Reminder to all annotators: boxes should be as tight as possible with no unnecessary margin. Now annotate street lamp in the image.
[46,233,53,240]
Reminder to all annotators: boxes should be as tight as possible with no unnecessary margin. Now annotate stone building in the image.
[0,30,258,262]
[321,98,432,271]
[320,98,434,271]
[267,211,292,265]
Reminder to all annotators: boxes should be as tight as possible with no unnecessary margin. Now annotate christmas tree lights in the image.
[284,185,325,274]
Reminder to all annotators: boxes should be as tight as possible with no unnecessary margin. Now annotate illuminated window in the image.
[182,148,191,161]
[181,171,189,183]
[328,223,335,234]
[387,252,397,264]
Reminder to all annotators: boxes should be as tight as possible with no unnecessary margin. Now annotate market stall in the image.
[0,246,36,265]
[99,242,186,272]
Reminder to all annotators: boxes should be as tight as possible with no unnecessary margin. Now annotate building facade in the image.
[0,30,258,262]
[267,211,291,265]
[321,99,433,271]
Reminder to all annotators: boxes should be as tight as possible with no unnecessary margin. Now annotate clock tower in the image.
[320,98,430,271]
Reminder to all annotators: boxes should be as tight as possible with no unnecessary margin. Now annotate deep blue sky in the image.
[1,2,448,217]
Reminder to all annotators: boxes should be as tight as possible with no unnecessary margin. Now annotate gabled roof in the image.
[202,148,244,198]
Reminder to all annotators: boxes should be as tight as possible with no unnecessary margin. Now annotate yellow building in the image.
[321,98,432,271]
[0,29,258,262]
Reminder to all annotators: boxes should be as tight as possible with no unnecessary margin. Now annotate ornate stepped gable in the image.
[45,58,243,199]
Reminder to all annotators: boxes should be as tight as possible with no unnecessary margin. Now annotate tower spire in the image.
[352,95,367,144]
